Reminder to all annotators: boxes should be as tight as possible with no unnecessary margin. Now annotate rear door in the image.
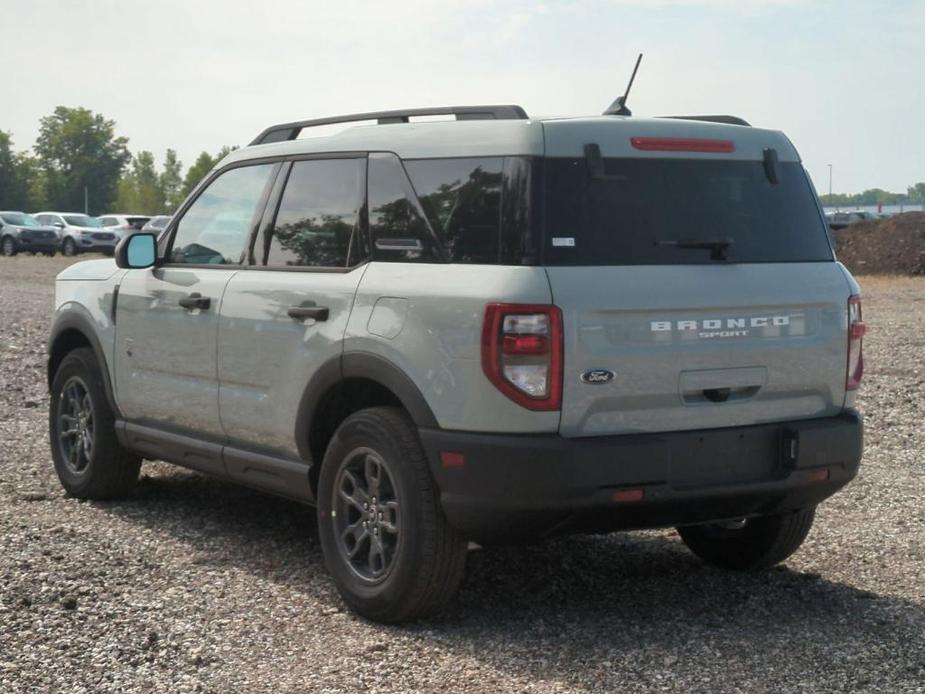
[114,162,278,441]
[541,124,852,437]
[218,156,368,465]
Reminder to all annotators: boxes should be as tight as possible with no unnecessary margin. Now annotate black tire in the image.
[49,347,141,499]
[62,238,78,256]
[677,507,816,571]
[1,236,17,256]
[317,407,467,623]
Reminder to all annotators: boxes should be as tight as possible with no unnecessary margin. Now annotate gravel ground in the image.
[0,257,923,693]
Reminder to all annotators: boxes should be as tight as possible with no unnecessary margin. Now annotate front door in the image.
[114,161,278,439]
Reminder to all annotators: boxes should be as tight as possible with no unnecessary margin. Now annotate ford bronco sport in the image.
[47,105,864,622]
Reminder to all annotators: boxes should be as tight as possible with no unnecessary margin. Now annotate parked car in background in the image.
[141,215,172,238]
[34,212,118,256]
[0,211,60,256]
[98,214,151,239]
[827,211,879,230]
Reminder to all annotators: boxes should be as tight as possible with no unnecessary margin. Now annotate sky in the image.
[4,0,923,195]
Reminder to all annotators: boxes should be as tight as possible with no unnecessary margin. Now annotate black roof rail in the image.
[660,115,752,127]
[249,105,529,146]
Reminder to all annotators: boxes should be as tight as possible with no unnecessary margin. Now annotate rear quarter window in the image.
[543,157,833,265]
[405,157,503,264]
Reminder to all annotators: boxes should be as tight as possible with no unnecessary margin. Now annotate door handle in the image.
[178,292,211,310]
[287,303,329,321]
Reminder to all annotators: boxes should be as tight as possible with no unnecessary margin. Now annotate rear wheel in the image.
[677,507,816,570]
[62,238,77,256]
[49,347,141,499]
[1,236,16,256]
[318,407,467,622]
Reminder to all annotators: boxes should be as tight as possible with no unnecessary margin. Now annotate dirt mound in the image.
[834,211,925,275]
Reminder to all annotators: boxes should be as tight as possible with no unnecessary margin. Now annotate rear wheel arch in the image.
[297,352,439,496]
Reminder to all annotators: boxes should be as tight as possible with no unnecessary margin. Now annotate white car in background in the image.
[98,214,151,240]
[140,215,173,239]
[34,212,118,256]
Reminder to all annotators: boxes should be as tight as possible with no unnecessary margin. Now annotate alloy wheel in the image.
[57,376,94,474]
[332,447,401,583]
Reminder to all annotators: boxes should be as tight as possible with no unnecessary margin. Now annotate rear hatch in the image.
[541,119,852,437]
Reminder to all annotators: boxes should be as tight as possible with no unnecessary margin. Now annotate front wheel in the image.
[62,238,78,256]
[49,347,141,499]
[317,407,467,623]
[677,507,816,570]
[1,236,16,256]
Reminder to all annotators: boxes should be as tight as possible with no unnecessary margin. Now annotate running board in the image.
[116,420,314,503]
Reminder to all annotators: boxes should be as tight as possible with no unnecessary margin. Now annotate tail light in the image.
[482,304,562,411]
[846,295,866,390]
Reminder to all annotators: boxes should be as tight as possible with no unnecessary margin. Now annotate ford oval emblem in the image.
[580,369,615,384]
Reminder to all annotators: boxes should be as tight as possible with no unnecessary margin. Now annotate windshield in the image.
[543,158,833,265]
[63,215,102,228]
[1,212,40,227]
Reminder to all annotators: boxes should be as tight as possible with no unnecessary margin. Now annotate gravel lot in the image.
[1,257,923,693]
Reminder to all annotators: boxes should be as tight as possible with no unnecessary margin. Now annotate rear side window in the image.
[261,158,365,268]
[405,158,503,264]
[543,158,833,265]
[99,217,116,226]
[367,153,439,262]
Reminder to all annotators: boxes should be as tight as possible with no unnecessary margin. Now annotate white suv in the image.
[35,212,119,256]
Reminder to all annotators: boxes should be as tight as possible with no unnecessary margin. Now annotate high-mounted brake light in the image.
[482,304,562,411]
[630,137,736,153]
[846,295,866,391]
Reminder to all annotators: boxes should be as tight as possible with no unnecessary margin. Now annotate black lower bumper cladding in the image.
[419,411,863,541]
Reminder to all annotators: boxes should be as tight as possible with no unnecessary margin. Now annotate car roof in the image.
[222,114,799,168]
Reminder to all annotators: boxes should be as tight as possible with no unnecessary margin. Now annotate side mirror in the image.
[115,232,157,269]
[53,222,64,228]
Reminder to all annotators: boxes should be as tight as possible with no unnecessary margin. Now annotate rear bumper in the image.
[419,411,862,541]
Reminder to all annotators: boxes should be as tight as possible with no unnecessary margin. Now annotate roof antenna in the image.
[603,53,643,117]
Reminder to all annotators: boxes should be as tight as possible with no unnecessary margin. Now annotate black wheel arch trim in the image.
[48,308,122,418]
[294,351,439,463]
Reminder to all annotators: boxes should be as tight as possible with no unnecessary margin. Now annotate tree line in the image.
[819,183,925,207]
[0,106,234,215]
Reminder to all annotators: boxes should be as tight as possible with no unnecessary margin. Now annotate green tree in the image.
[13,153,49,211]
[180,151,217,199]
[0,131,15,207]
[907,183,925,203]
[34,106,130,214]
[114,151,166,214]
[0,132,47,210]
[160,149,184,211]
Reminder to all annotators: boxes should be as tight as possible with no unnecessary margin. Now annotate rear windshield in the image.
[543,158,833,265]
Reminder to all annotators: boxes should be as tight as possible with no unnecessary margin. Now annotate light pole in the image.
[827,164,833,204]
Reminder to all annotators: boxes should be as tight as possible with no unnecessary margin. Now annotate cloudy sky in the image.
[5,0,923,194]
